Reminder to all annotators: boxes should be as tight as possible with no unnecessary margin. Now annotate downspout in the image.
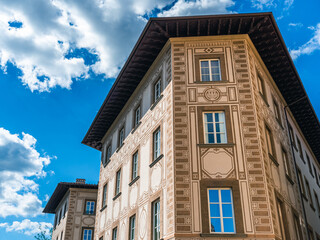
[283,96,309,240]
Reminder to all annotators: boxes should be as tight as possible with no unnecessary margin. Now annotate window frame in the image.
[115,169,121,197]
[102,182,108,209]
[153,78,162,103]
[296,137,304,162]
[314,190,320,217]
[152,198,160,240]
[112,227,118,240]
[82,228,94,240]
[273,98,282,126]
[203,111,227,144]
[199,59,222,82]
[288,124,296,149]
[306,153,314,177]
[265,124,277,164]
[305,178,315,209]
[297,168,307,198]
[207,188,236,234]
[84,200,96,215]
[292,210,303,240]
[200,179,245,235]
[257,72,267,101]
[275,195,290,239]
[129,214,136,240]
[132,151,139,181]
[133,105,141,129]
[118,126,125,149]
[153,127,161,161]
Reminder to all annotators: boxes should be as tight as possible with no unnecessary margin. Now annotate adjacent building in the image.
[82,13,320,240]
[43,179,98,240]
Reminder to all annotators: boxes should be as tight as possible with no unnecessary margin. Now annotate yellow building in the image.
[83,13,320,240]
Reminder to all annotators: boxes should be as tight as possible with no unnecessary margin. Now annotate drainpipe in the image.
[283,95,309,240]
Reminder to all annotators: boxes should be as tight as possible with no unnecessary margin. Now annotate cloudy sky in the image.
[0,0,320,239]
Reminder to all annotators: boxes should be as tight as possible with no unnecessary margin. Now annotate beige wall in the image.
[95,34,320,240]
[95,44,174,240]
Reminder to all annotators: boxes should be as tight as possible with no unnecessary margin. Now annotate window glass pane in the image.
[202,74,210,81]
[221,189,232,202]
[211,60,219,67]
[205,113,213,122]
[207,123,214,133]
[223,218,235,232]
[209,189,219,202]
[201,67,210,75]
[208,134,215,144]
[210,204,220,217]
[222,204,233,217]
[201,61,209,68]
[210,218,221,232]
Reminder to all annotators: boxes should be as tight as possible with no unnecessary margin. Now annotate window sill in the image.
[131,121,141,134]
[113,192,121,201]
[129,176,140,186]
[116,144,124,153]
[100,205,107,212]
[286,174,295,185]
[194,80,229,84]
[259,92,269,107]
[269,153,279,167]
[197,143,235,148]
[200,233,247,238]
[150,95,163,111]
[149,154,163,168]
[84,213,95,216]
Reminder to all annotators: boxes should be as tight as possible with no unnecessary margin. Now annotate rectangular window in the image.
[132,151,138,180]
[115,169,121,195]
[297,169,307,197]
[118,127,125,148]
[99,237,103,240]
[152,199,160,240]
[265,125,276,158]
[63,200,68,217]
[54,214,57,228]
[297,138,304,161]
[306,153,314,176]
[288,124,296,148]
[83,228,93,240]
[314,191,320,216]
[85,201,95,215]
[257,74,266,97]
[153,128,161,160]
[106,144,112,164]
[273,99,282,125]
[293,213,303,240]
[203,112,227,144]
[119,128,124,146]
[102,183,108,208]
[276,197,288,239]
[112,227,117,240]
[200,59,221,81]
[305,179,314,208]
[282,148,291,178]
[208,188,235,233]
[154,79,161,102]
[129,214,136,240]
[134,105,141,128]
[60,231,63,240]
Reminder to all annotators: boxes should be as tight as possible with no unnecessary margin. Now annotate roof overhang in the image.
[82,12,320,162]
[43,182,98,214]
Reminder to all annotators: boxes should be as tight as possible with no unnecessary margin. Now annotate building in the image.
[43,179,98,240]
[82,13,320,240]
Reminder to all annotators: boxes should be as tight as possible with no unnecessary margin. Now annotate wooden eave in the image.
[82,12,320,162]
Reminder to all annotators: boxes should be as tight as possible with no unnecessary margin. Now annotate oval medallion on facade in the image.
[204,88,221,101]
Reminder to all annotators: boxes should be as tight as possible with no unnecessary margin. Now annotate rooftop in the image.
[82,12,320,162]
[43,180,98,214]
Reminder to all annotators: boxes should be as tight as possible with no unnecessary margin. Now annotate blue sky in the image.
[0,0,320,239]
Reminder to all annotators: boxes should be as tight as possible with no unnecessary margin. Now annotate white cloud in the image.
[0,0,234,92]
[289,22,303,28]
[290,23,320,60]
[158,0,235,17]
[0,219,52,236]
[0,128,52,218]
[251,0,293,10]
